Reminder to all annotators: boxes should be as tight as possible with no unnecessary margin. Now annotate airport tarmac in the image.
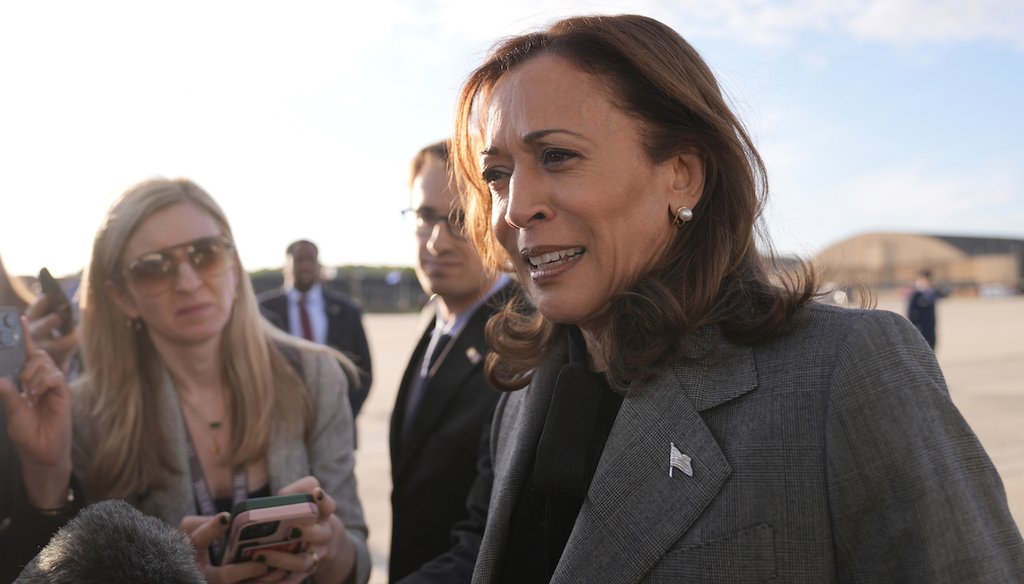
[354,294,1024,582]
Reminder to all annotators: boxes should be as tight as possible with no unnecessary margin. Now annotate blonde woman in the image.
[73,178,369,584]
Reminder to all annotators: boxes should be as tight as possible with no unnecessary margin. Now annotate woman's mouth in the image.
[176,303,212,317]
[526,246,585,268]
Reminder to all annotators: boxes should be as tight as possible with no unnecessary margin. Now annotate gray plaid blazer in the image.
[73,346,371,584]
[473,303,1024,583]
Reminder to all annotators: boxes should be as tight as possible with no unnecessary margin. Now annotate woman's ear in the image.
[105,279,140,320]
[668,152,705,210]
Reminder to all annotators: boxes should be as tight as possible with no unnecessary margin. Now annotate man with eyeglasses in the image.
[388,140,511,583]
[259,239,373,419]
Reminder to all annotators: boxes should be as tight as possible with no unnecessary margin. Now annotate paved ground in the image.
[354,295,1024,582]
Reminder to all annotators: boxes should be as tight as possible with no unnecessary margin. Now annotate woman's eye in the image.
[481,168,508,184]
[541,149,576,165]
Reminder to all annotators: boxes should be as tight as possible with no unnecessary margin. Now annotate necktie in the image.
[298,293,314,341]
[403,332,453,432]
[425,332,453,373]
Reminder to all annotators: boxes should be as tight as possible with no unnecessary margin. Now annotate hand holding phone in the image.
[221,494,319,565]
[0,314,71,473]
[37,268,73,335]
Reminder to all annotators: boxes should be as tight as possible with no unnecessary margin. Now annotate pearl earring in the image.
[671,206,693,228]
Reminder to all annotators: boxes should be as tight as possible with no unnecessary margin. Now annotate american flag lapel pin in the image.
[669,442,693,478]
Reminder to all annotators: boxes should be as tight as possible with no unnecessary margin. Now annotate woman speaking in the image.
[449,13,1023,582]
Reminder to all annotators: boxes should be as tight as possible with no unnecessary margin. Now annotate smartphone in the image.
[0,307,26,379]
[37,268,73,335]
[221,493,319,565]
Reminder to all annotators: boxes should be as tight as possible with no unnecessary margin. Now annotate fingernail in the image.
[257,554,266,563]
[219,514,229,526]
[289,527,302,539]
[314,488,324,501]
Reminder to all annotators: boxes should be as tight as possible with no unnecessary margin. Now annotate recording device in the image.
[0,307,26,379]
[221,493,319,565]
[37,268,74,335]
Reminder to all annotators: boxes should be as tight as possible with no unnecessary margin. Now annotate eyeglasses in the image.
[121,236,235,296]
[401,207,467,241]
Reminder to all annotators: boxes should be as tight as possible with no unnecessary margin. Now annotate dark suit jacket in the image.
[259,286,373,416]
[907,288,937,348]
[387,286,509,582]
[474,303,1024,583]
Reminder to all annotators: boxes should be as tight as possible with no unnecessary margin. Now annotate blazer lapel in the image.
[553,336,758,584]
[395,292,506,474]
[475,339,566,582]
[267,292,290,330]
[140,371,196,526]
[402,328,486,442]
[389,300,440,435]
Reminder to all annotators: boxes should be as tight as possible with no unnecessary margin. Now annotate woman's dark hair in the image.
[452,14,816,391]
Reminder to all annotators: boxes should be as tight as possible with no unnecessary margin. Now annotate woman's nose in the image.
[504,173,552,229]
[173,259,203,291]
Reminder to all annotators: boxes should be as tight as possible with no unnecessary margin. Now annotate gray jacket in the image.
[73,346,370,584]
[474,303,1023,583]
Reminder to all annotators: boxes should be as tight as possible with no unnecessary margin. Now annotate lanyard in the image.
[183,420,248,563]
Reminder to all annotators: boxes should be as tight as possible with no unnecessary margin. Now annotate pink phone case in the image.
[222,500,319,564]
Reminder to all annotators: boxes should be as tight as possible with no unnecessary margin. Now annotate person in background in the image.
[260,240,373,419]
[0,320,77,581]
[0,255,80,376]
[389,140,510,582]
[16,500,205,584]
[450,13,1023,582]
[0,255,35,311]
[72,178,370,583]
[907,269,938,349]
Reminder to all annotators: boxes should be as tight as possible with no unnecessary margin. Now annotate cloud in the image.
[848,0,1024,49]
[706,0,1024,49]
[820,163,1024,241]
[386,0,1024,54]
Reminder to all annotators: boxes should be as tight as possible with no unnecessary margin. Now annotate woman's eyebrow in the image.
[482,128,585,156]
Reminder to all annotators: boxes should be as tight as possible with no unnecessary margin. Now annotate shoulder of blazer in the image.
[273,341,306,380]
[257,289,288,321]
[464,279,520,334]
[256,287,287,306]
[322,288,362,315]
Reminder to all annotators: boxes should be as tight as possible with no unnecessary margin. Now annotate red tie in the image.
[298,292,314,341]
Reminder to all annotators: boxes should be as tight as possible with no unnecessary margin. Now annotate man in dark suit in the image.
[259,240,373,417]
[907,269,938,349]
[388,141,510,582]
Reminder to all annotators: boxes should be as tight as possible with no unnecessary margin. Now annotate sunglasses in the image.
[121,236,235,296]
[401,207,467,241]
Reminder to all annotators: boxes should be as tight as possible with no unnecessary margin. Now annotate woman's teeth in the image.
[528,247,584,267]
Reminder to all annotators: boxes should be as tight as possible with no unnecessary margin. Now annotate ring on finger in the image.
[308,549,319,574]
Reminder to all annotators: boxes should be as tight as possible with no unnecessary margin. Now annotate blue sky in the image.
[2,0,1022,277]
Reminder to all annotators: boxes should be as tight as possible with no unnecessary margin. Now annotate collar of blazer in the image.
[481,326,758,584]
[394,288,510,467]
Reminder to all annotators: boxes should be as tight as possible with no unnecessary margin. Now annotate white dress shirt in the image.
[286,282,328,345]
